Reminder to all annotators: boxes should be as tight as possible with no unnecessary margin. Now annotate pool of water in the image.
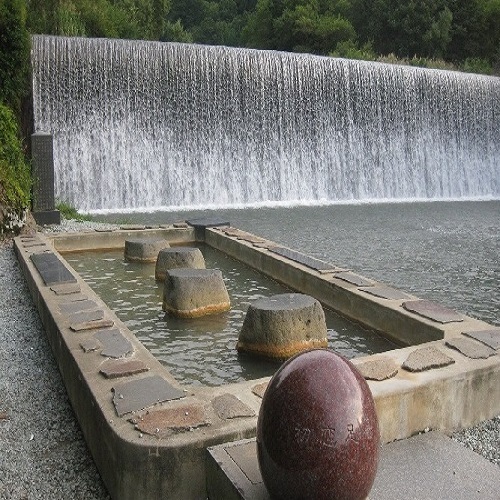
[65,245,396,386]
[98,200,499,327]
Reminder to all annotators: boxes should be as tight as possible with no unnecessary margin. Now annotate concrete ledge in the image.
[14,226,500,499]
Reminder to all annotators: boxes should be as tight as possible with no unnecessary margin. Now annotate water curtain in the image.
[31,35,500,211]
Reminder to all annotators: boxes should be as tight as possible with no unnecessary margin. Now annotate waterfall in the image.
[31,35,500,212]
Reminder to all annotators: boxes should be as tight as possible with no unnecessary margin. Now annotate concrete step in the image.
[206,432,500,499]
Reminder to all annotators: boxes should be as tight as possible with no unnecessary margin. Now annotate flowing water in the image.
[32,36,500,212]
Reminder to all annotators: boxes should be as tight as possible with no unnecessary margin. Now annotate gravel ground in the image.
[0,219,498,499]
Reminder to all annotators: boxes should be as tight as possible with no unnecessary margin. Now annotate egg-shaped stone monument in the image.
[257,349,379,500]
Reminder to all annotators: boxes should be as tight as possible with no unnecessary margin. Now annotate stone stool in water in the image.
[257,349,380,500]
[237,293,328,360]
[162,268,230,318]
[124,238,170,263]
[155,247,205,281]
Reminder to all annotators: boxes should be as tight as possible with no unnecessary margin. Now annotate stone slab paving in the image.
[59,299,99,314]
[402,346,455,372]
[212,394,256,420]
[445,337,496,359]
[251,382,268,399]
[111,375,186,417]
[94,328,134,358]
[269,246,338,272]
[69,308,104,325]
[402,299,463,323]
[30,252,77,286]
[359,285,412,300]
[207,432,500,500]
[50,282,81,295]
[333,271,374,287]
[463,329,500,350]
[99,358,149,379]
[356,358,399,381]
[70,318,114,332]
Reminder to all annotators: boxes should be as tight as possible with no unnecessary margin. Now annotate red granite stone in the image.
[257,349,379,500]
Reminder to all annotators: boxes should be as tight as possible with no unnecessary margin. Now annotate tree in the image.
[0,0,31,116]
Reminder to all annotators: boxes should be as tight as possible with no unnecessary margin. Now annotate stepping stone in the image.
[95,328,134,358]
[462,329,500,350]
[402,346,455,372]
[99,359,149,379]
[445,337,496,359]
[59,299,98,314]
[359,286,411,300]
[356,358,399,381]
[50,283,81,295]
[270,246,337,272]
[30,252,77,286]
[124,238,170,263]
[131,403,208,437]
[333,271,374,287]
[69,309,104,325]
[212,394,255,420]
[162,268,230,318]
[402,300,463,323]
[155,247,205,281]
[112,375,185,417]
[237,293,328,360]
[251,382,268,399]
[70,319,114,332]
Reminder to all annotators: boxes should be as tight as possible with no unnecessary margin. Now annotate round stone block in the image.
[162,268,230,318]
[257,349,380,500]
[237,293,327,360]
[155,247,205,281]
[124,238,170,263]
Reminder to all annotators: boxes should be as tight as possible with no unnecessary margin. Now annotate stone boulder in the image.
[155,247,205,281]
[124,238,170,263]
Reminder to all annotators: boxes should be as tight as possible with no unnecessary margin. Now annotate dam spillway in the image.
[31,35,500,212]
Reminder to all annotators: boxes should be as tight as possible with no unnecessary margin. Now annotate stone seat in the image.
[155,247,205,281]
[124,238,170,263]
[237,293,327,360]
[162,268,230,318]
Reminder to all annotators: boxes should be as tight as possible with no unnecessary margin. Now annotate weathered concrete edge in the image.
[14,231,262,500]
[13,227,500,499]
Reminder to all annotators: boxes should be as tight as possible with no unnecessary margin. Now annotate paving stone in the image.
[359,285,412,300]
[94,328,134,358]
[402,300,463,323]
[462,329,500,351]
[251,382,268,399]
[70,319,114,332]
[212,394,255,420]
[226,440,262,485]
[80,339,101,352]
[50,283,81,295]
[130,403,209,437]
[30,252,77,286]
[402,346,455,372]
[270,246,337,272]
[68,309,104,325]
[59,299,98,314]
[445,337,496,359]
[222,227,266,244]
[173,222,189,228]
[100,359,149,379]
[112,375,185,417]
[356,358,399,380]
[332,271,374,287]
[119,224,146,230]
[23,242,47,248]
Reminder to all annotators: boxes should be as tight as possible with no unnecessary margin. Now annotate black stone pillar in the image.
[31,132,60,225]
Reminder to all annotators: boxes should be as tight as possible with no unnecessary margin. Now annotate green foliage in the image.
[330,40,376,61]
[0,0,31,116]
[460,57,493,75]
[0,104,31,211]
[55,200,94,221]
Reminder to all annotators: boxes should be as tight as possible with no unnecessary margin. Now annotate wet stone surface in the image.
[402,300,463,323]
[131,403,208,437]
[50,283,81,295]
[445,337,496,359]
[69,309,104,325]
[70,318,114,332]
[356,358,399,381]
[212,394,255,420]
[59,299,98,314]
[112,375,185,417]
[462,329,500,350]
[99,359,149,379]
[94,328,133,358]
[402,346,455,372]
